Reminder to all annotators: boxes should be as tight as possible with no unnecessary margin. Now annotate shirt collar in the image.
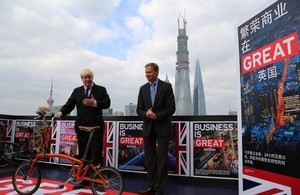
[150,80,158,85]
[84,83,94,90]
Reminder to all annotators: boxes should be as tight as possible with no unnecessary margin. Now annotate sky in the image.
[0,0,271,115]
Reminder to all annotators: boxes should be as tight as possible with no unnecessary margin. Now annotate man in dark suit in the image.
[55,68,110,189]
[137,62,176,195]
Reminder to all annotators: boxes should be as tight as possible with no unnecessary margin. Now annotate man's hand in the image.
[82,95,96,107]
[146,108,157,119]
[55,112,62,119]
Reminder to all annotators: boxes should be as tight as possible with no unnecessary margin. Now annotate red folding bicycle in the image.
[12,111,124,195]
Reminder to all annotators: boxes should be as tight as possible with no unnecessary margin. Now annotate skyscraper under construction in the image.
[175,16,192,115]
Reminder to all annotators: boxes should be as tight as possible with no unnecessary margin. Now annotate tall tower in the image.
[165,75,170,83]
[175,15,192,115]
[193,59,206,115]
[47,78,54,112]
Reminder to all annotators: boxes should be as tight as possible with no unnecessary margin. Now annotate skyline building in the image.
[47,78,54,112]
[103,108,113,116]
[174,16,192,115]
[193,59,206,115]
[164,75,170,83]
[124,103,137,116]
[44,18,212,116]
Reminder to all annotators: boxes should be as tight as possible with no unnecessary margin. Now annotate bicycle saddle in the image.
[78,126,100,132]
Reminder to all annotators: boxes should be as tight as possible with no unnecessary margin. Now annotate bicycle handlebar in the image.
[34,110,47,120]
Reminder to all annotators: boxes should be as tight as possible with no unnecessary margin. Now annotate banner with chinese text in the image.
[237,0,300,194]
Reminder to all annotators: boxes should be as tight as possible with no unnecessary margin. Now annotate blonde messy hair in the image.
[80,68,94,78]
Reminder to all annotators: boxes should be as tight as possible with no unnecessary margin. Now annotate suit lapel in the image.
[81,86,85,98]
[146,83,152,105]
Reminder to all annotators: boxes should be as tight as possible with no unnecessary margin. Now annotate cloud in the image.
[0,0,266,115]
[125,16,151,42]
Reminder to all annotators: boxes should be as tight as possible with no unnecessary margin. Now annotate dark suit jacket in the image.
[60,83,111,132]
[136,79,176,136]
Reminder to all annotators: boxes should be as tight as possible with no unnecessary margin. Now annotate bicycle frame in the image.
[30,153,108,186]
[12,111,124,195]
[27,116,108,187]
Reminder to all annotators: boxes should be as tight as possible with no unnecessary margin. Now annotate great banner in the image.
[191,121,238,179]
[237,0,300,194]
[116,121,189,176]
[1,115,237,179]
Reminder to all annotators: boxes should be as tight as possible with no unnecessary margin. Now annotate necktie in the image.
[150,83,156,105]
[85,88,90,98]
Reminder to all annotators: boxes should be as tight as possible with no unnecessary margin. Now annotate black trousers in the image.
[76,128,104,165]
[143,130,170,190]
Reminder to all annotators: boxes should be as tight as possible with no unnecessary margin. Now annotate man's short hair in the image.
[80,68,94,78]
[145,62,159,72]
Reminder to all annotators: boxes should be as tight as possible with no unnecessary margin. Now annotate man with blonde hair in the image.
[56,68,111,189]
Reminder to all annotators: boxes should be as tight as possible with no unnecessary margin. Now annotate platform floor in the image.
[0,163,238,194]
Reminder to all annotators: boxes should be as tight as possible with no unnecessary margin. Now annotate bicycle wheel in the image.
[0,141,17,168]
[90,166,124,195]
[12,161,41,195]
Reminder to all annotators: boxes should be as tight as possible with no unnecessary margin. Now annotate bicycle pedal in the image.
[56,184,64,189]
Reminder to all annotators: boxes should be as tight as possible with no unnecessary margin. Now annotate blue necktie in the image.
[85,88,90,98]
[150,83,156,105]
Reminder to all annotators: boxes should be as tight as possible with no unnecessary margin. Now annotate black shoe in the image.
[138,187,156,194]
[72,180,89,190]
[72,183,85,190]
